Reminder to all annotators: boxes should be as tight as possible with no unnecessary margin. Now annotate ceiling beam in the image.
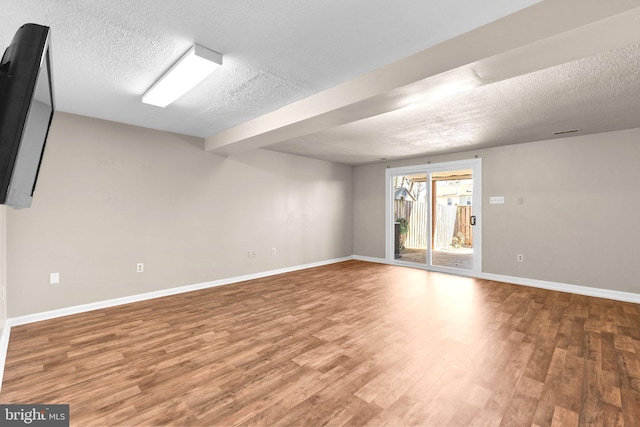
[205,0,640,157]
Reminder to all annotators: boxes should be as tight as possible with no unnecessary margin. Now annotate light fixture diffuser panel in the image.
[142,44,222,107]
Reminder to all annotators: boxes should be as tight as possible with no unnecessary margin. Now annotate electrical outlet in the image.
[50,272,60,285]
[517,254,524,262]
[136,263,144,273]
[490,196,505,204]
[271,248,277,255]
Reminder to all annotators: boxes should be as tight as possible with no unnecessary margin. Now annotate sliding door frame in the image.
[385,158,482,277]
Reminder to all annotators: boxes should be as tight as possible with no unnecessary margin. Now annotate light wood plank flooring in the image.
[1,260,640,426]
[399,249,473,270]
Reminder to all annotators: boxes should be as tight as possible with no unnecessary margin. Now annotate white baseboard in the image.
[2,255,639,392]
[352,255,640,303]
[352,255,389,264]
[7,256,353,328]
[0,325,10,391]
[7,257,638,327]
[0,256,354,391]
[481,272,640,304]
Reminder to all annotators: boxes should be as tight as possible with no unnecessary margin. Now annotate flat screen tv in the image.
[0,23,55,209]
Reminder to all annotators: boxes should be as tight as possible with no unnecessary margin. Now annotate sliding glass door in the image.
[432,168,475,270]
[392,172,428,265]
[386,159,482,276]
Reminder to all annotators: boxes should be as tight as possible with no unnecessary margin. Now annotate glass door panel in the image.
[431,169,474,271]
[392,173,428,265]
[386,159,481,276]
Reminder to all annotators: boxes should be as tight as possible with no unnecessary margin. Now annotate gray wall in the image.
[353,128,640,294]
[6,112,640,318]
[6,113,353,317]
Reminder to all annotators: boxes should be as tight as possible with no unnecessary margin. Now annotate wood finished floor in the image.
[1,260,640,426]
[399,249,473,270]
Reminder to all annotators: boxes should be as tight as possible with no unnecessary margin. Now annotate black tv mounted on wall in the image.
[0,23,55,209]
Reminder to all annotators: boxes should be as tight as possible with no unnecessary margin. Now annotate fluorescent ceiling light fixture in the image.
[142,44,222,107]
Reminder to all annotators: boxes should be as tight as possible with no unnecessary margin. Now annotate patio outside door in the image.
[392,172,428,265]
[431,169,475,271]
[386,159,482,276]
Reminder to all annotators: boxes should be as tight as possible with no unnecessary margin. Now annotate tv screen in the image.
[0,23,55,209]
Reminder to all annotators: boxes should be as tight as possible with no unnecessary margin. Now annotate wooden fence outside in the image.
[406,202,428,249]
[454,205,473,246]
[395,200,473,250]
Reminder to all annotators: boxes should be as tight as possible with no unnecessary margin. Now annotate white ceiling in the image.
[3,1,640,166]
[266,41,640,164]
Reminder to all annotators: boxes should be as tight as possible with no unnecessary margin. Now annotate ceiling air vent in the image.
[553,129,580,135]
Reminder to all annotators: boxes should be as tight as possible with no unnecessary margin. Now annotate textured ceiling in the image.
[2,0,539,137]
[3,1,640,166]
[266,42,640,164]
